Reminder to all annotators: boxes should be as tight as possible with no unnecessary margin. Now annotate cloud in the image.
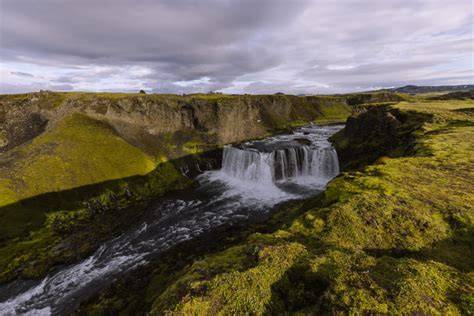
[0,82,74,94]
[0,0,472,94]
[10,71,34,77]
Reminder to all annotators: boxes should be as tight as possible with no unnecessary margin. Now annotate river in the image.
[0,123,342,315]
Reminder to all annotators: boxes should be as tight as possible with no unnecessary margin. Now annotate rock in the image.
[294,138,312,146]
[333,106,431,170]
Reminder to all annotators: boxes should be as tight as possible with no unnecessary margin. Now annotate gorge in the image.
[0,91,472,315]
[0,124,342,315]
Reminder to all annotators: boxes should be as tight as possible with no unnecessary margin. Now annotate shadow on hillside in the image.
[0,148,223,244]
[266,263,329,314]
[365,234,474,273]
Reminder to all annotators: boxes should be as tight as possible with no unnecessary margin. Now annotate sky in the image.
[0,0,473,94]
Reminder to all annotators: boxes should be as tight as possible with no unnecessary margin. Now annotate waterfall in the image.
[221,146,274,185]
[203,123,343,205]
[221,144,339,183]
[309,148,340,179]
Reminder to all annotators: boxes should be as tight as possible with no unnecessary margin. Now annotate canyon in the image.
[0,91,472,315]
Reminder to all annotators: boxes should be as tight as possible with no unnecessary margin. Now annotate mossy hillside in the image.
[0,111,217,237]
[168,243,307,315]
[314,102,352,123]
[0,113,155,235]
[143,100,474,314]
[5,113,156,202]
[0,159,194,283]
[0,112,200,281]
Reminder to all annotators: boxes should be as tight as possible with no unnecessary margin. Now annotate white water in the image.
[222,143,339,182]
[206,123,341,204]
[0,123,342,315]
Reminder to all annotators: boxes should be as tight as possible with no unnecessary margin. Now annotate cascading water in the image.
[221,147,274,184]
[222,144,339,182]
[0,123,343,316]
[209,123,341,203]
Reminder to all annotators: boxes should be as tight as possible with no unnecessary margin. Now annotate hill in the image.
[372,84,474,94]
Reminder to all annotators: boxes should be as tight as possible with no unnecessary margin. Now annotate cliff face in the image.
[0,92,403,153]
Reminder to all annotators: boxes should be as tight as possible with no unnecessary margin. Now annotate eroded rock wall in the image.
[0,92,402,153]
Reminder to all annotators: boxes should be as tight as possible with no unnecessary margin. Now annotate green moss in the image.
[370,257,465,315]
[0,113,161,241]
[314,103,352,123]
[182,141,207,154]
[164,243,307,315]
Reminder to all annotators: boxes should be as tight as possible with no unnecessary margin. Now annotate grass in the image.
[314,103,352,123]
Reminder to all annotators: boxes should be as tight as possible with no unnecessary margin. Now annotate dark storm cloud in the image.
[0,0,472,94]
[1,0,306,82]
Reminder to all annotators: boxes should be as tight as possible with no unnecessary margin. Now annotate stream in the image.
[0,123,343,315]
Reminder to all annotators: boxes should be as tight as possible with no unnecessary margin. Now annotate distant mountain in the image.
[373,84,474,94]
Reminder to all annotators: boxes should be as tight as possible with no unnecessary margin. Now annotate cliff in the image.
[0,92,351,154]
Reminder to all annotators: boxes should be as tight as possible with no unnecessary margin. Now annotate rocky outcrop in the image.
[331,106,432,170]
[0,112,47,152]
[345,92,404,105]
